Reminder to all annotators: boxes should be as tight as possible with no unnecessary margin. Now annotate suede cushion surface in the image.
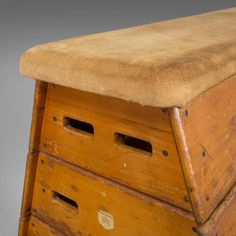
[20,7,236,107]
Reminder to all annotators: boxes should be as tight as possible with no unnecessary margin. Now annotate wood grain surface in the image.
[198,184,236,236]
[29,81,48,152]
[40,84,190,210]
[30,153,196,236]
[28,216,65,236]
[169,75,236,224]
[19,81,48,236]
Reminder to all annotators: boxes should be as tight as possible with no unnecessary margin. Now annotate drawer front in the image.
[28,216,63,236]
[31,153,196,236]
[40,85,190,210]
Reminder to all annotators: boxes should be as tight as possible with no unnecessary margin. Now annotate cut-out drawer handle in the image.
[115,133,152,154]
[63,117,94,135]
[52,191,78,211]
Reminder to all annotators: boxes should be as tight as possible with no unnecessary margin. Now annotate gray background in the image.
[0,1,235,235]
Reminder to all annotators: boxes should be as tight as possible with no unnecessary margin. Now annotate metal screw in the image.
[162,150,169,157]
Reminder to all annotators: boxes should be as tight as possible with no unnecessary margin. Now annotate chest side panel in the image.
[170,75,236,223]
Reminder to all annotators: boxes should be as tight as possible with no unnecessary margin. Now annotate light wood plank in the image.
[46,84,172,132]
[29,81,48,152]
[28,216,65,236]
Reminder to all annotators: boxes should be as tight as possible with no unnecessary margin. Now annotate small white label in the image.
[98,210,114,230]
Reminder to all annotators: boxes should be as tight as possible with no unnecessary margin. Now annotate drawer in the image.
[31,153,196,236]
[40,84,190,210]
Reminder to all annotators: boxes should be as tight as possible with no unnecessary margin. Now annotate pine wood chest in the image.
[19,7,236,236]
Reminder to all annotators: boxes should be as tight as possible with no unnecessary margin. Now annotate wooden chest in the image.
[19,8,236,236]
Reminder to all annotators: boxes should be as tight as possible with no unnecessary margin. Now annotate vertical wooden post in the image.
[18,81,48,236]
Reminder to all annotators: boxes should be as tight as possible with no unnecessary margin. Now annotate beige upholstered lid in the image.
[20,7,236,107]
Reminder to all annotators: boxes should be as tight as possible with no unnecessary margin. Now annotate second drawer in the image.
[31,153,196,236]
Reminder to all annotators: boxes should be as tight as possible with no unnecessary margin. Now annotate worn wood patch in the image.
[31,153,196,236]
[19,153,39,220]
[198,184,236,236]
[40,84,190,210]
[28,215,65,236]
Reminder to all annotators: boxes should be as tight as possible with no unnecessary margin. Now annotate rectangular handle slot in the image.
[52,191,78,211]
[115,133,152,154]
[64,117,94,135]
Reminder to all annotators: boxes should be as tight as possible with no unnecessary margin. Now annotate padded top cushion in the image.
[20,7,236,107]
